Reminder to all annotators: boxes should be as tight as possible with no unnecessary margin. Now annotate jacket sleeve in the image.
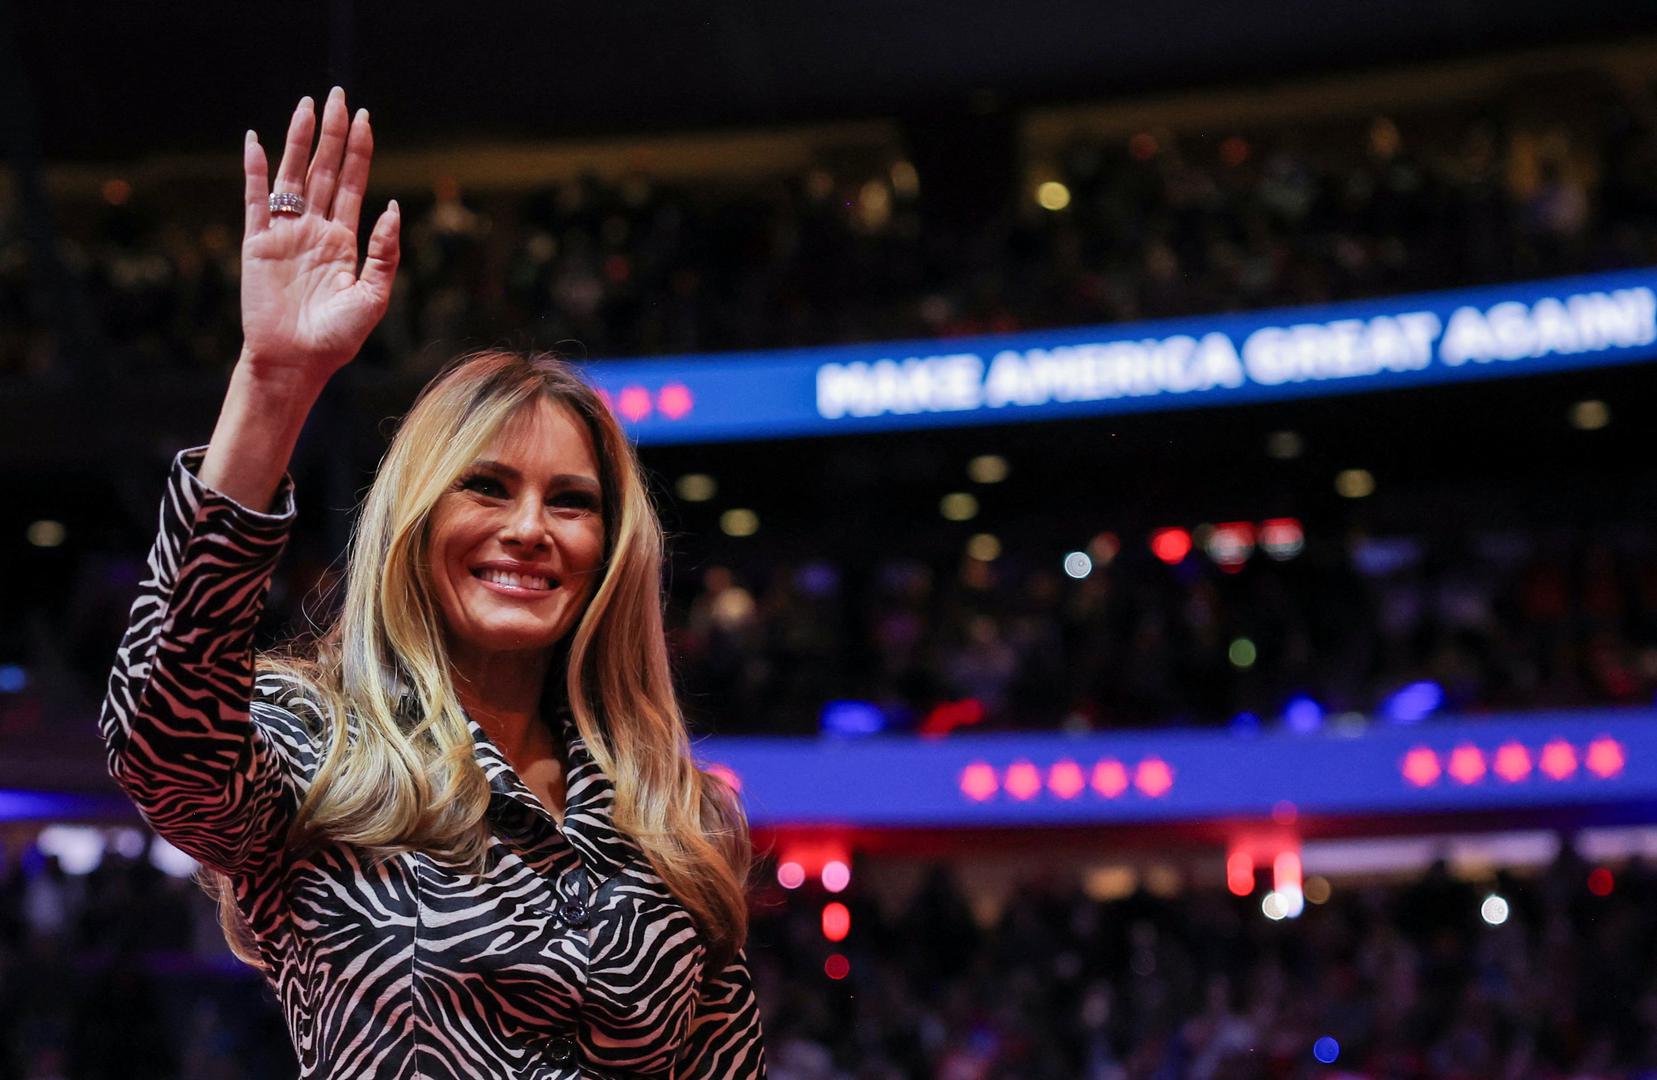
[674,948,768,1078]
[98,447,310,875]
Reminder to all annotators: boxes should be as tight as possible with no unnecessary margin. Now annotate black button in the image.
[559,898,589,927]
[546,1036,576,1063]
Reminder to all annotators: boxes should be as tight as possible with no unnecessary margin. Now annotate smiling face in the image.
[426,396,607,676]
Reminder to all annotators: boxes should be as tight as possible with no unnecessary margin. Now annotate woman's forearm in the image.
[198,350,327,512]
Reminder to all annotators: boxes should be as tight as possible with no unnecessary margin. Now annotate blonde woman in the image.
[99,87,764,1078]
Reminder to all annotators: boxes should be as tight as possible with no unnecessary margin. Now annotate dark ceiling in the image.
[10,0,1657,162]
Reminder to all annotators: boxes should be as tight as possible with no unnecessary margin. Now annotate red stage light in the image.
[658,383,694,419]
[1493,742,1532,783]
[1273,850,1302,895]
[1540,740,1578,780]
[959,762,998,802]
[1447,744,1486,785]
[1401,747,1441,787]
[821,860,851,894]
[1004,761,1042,801]
[1150,528,1193,565]
[1588,868,1615,897]
[1134,758,1175,798]
[777,861,806,890]
[1091,760,1129,798]
[920,698,987,738]
[824,953,850,980]
[1207,521,1256,567]
[617,385,653,421]
[1226,850,1255,897]
[1586,737,1626,778]
[1048,760,1085,799]
[1258,517,1305,560]
[822,902,851,942]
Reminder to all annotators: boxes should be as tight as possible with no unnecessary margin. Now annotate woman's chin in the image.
[451,617,568,660]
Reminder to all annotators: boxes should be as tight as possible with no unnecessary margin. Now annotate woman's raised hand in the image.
[240,87,400,392]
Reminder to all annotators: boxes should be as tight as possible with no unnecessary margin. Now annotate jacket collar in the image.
[468,704,640,880]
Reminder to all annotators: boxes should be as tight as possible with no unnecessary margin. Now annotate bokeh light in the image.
[675,473,717,501]
[719,509,759,536]
[940,492,979,521]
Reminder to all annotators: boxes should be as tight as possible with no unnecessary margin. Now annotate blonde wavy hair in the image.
[205,351,751,970]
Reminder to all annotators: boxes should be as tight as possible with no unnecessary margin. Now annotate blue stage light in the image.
[1382,680,1443,724]
[1283,694,1324,733]
[821,700,887,737]
[1313,1036,1340,1064]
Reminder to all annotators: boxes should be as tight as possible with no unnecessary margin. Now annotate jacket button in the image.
[559,898,589,927]
[546,1036,576,1063]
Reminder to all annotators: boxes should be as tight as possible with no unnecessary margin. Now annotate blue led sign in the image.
[584,268,1657,444]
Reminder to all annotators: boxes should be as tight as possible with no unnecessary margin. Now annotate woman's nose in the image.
[500,497,550,548]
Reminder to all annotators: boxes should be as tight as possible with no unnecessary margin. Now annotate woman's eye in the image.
[459,475,508,497]
[550,491,600,511]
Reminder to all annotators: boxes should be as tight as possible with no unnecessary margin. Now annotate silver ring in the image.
[268,192,307,216]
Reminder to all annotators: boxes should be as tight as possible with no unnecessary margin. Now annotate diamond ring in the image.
[268,192,307,216]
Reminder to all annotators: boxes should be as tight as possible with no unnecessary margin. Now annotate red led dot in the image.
[822,902,851,942]
[824,953,850,980]
[1091,760,1129,798]
[1586,737,1626,779]
[1540,740,1578,781]
[1493,742,1532,783]
[1226,850,1255,897]
[1588,868,1615,897]
[959,762,998,802]
[658,383,694,419]
[821,860,851,894]
[617,385,653,421]
[1004,761,1042,801]
[1134,757,1175,798]
[1402,747,1441,787]
[1048,760,1085,800]
[705,763,742,792]
[1447,744,1487,785]
[1150,527,1192,565]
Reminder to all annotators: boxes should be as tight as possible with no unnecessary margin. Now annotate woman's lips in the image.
[471,567,559,597]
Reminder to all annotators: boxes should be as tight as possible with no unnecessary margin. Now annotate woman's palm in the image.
[241,90,400,387]
[244,217,376,366]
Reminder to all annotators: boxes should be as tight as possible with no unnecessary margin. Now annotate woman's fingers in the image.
[272,97,316,197]
[330,109,373,230]
[243,130,270,238]
[358,200,402,304]
[305,87,350,217]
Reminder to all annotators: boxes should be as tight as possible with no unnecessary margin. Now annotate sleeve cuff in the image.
[172,446,298,524]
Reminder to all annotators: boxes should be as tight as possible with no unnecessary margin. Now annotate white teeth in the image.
[477,569,552,591]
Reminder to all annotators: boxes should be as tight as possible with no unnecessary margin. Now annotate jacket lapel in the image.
[468,708,639,880]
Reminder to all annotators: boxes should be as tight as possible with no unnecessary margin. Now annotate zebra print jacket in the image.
[99,449,767,1079]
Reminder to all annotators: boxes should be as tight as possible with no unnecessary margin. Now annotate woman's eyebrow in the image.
[470,460,600,491]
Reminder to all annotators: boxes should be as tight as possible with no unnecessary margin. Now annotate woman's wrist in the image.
[198,352,325,512]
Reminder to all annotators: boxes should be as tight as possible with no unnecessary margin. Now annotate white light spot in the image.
[27,520,66,548]
[940,493,979,521]
[720,509,759,537]
[675,473,717,502]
